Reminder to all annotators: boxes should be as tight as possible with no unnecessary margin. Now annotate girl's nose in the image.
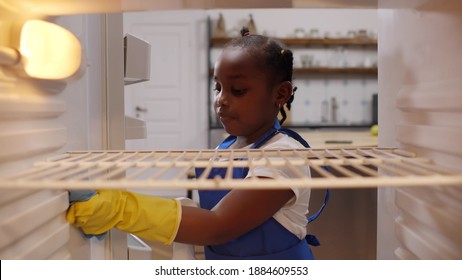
[216,91,229,106]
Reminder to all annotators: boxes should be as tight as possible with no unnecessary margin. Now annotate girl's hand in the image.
[66,190,181,244]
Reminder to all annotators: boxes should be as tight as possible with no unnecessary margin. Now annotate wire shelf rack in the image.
[1,148,461,190]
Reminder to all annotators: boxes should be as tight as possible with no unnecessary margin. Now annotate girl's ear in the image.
[274,81,293,106]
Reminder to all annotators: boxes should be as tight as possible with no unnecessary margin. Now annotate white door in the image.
[123,10,208,198]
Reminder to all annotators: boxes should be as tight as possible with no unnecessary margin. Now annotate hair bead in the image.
[240,27,251,37]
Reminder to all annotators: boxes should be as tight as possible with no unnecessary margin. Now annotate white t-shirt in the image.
[228,132,311,240]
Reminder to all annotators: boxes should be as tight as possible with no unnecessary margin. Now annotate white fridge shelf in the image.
[1,148,461,190]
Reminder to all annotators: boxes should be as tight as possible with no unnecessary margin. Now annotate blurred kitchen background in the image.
[123,8,378,260]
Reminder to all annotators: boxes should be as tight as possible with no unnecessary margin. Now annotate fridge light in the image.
[0,19,82,80]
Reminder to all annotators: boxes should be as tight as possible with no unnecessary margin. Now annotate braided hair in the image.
[225,27,297,125]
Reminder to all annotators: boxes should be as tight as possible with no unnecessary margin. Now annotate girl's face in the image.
[213,46,281,145]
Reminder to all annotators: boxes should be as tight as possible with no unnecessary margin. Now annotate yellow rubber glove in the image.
[66,190,181,245]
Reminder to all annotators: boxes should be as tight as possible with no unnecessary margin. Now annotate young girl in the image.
[67,27,317,260]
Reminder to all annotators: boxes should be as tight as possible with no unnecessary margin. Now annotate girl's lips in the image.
[217,112,236,125]
[217,111,234,121]
[219,115,233,122]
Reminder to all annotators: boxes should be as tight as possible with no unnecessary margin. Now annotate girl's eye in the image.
[231,87,247,96]
[213,84,221,94]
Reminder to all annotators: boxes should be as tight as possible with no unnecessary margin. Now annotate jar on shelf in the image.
[347,30,357,38]
[294,28,306,38]
[308,28,320,38]
[300,54,314,68]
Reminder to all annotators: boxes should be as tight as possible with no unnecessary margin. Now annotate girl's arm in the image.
[175,185,294,245]
[67,183,294,246]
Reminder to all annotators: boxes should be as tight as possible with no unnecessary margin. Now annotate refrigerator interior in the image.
[0,0,461,260]
[0,12,127,259]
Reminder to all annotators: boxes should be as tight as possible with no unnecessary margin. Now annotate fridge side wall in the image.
[377,1,462,259]
[0,14,107,259]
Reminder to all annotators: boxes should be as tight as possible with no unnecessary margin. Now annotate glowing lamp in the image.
[0,19,82,80]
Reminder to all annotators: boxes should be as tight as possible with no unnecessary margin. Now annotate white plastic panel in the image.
[124,34,151,85]
[0,189,39,205]
[0,148,460,190]
[397,79,462,113]
[394,215,460,259]
[0,128,67,161]
[47,245,72,260]
[392,63,462,260]
[394,247,418,260]
[0,190,70,260]
[125,116,147,140]
[0,97,65,120]
[0,190,68,251]
[127,234,152,260]
[395,187,462,259]
[395,187,462,238]
[397,125,462,157]
[0,210,69,259]
[377,0,462,259]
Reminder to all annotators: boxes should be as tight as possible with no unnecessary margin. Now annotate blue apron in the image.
[196,121,329,260]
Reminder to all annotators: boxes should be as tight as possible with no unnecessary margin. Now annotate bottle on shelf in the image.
[247,14,257,35]
[331,97,338,124]
[213,13,226,38]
